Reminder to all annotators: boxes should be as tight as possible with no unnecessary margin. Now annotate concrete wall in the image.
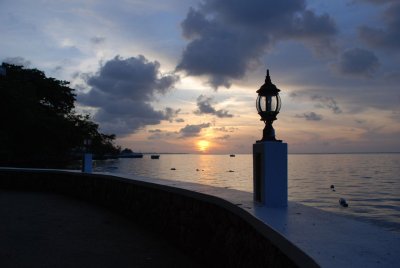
[0,169,312,267]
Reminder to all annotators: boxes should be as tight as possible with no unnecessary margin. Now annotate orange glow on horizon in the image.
[197,140,210,152]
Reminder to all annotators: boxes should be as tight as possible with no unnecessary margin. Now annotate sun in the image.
[197,140,210,152]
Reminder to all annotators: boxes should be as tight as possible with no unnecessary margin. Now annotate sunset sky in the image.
[1,0,399,154]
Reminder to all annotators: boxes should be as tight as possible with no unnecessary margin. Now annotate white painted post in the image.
[82,153,92,173]
[253,141,288,207]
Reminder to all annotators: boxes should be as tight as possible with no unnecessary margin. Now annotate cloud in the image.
[215,134,231,140]
[90,36,106,45]
[390,110,400,123]
[194,95,233,118]
[179,123,211,138]
[78,55,179,136]
[295,112,323,121]
[358,1,400,50]
[291,93,342,114]
[2,56,31,67]
[214,126,238,132]
[164,107,181,122]
[311,95,342,114]
[384,71,400,82]
[334,48,380,77]
[147,129,178,140]
[53,65,63,72]
[357,0,395,3]
[176,0,337,88]
[148,129,162,133]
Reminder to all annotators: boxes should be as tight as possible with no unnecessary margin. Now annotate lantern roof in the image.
[256,69,280,96]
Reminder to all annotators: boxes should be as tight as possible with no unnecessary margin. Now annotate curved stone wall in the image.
[0,169,318,267]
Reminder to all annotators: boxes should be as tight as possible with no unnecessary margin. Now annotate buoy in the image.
[339,198,348,207]
[330,185,336,191]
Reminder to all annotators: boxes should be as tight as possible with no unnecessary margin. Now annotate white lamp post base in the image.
[82,153,93,173]
[253,142,288,207]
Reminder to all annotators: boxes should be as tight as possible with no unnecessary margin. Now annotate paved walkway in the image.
[0,190,201,268]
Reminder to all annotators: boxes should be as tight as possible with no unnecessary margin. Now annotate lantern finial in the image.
[265,69,271,83]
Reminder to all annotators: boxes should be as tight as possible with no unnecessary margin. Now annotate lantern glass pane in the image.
[276,95,281,112]
[261,96,276,112]
[260,96,267,112]
[257,94,281,114]
[270,96,278,112]
[258,96,279,112]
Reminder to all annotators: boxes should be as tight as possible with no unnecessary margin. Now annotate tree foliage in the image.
[0,63,120,167]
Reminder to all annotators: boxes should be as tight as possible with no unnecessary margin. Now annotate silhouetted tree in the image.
[0,63,120,167]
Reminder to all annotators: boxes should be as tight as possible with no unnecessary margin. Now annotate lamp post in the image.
[0,66,6,76]
[256,70,281,142]
[82,138,92,173]
[253,69,287,207]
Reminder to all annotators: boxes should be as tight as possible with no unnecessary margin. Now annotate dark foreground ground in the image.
[0,190,201,268]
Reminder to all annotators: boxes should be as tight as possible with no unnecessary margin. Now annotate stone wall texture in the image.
[0,169,317,268]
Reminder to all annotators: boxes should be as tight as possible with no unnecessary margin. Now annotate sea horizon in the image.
[138,151,400,155]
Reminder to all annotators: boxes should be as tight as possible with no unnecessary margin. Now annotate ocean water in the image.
[93,153,400,232]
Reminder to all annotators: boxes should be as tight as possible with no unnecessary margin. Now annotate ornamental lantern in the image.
[256,69,281,142]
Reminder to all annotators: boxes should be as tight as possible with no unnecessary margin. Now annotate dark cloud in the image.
[312,95,342,114]
[3,56,31,67]
[177,0,337,88]
[78,55,179,136]
[164,107,181,122]
[90,36,106,44]
[295,112,323,121]
[175,118,185,123]
[194,95,233,118]
[358,2,400,50]
[179,123,211,138]
[334,48,380,77]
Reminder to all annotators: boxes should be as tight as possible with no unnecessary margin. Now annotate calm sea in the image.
[93,153,400,233]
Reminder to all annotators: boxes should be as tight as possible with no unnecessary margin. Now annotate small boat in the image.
[151,155,160,159]
[230,154,235,157]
